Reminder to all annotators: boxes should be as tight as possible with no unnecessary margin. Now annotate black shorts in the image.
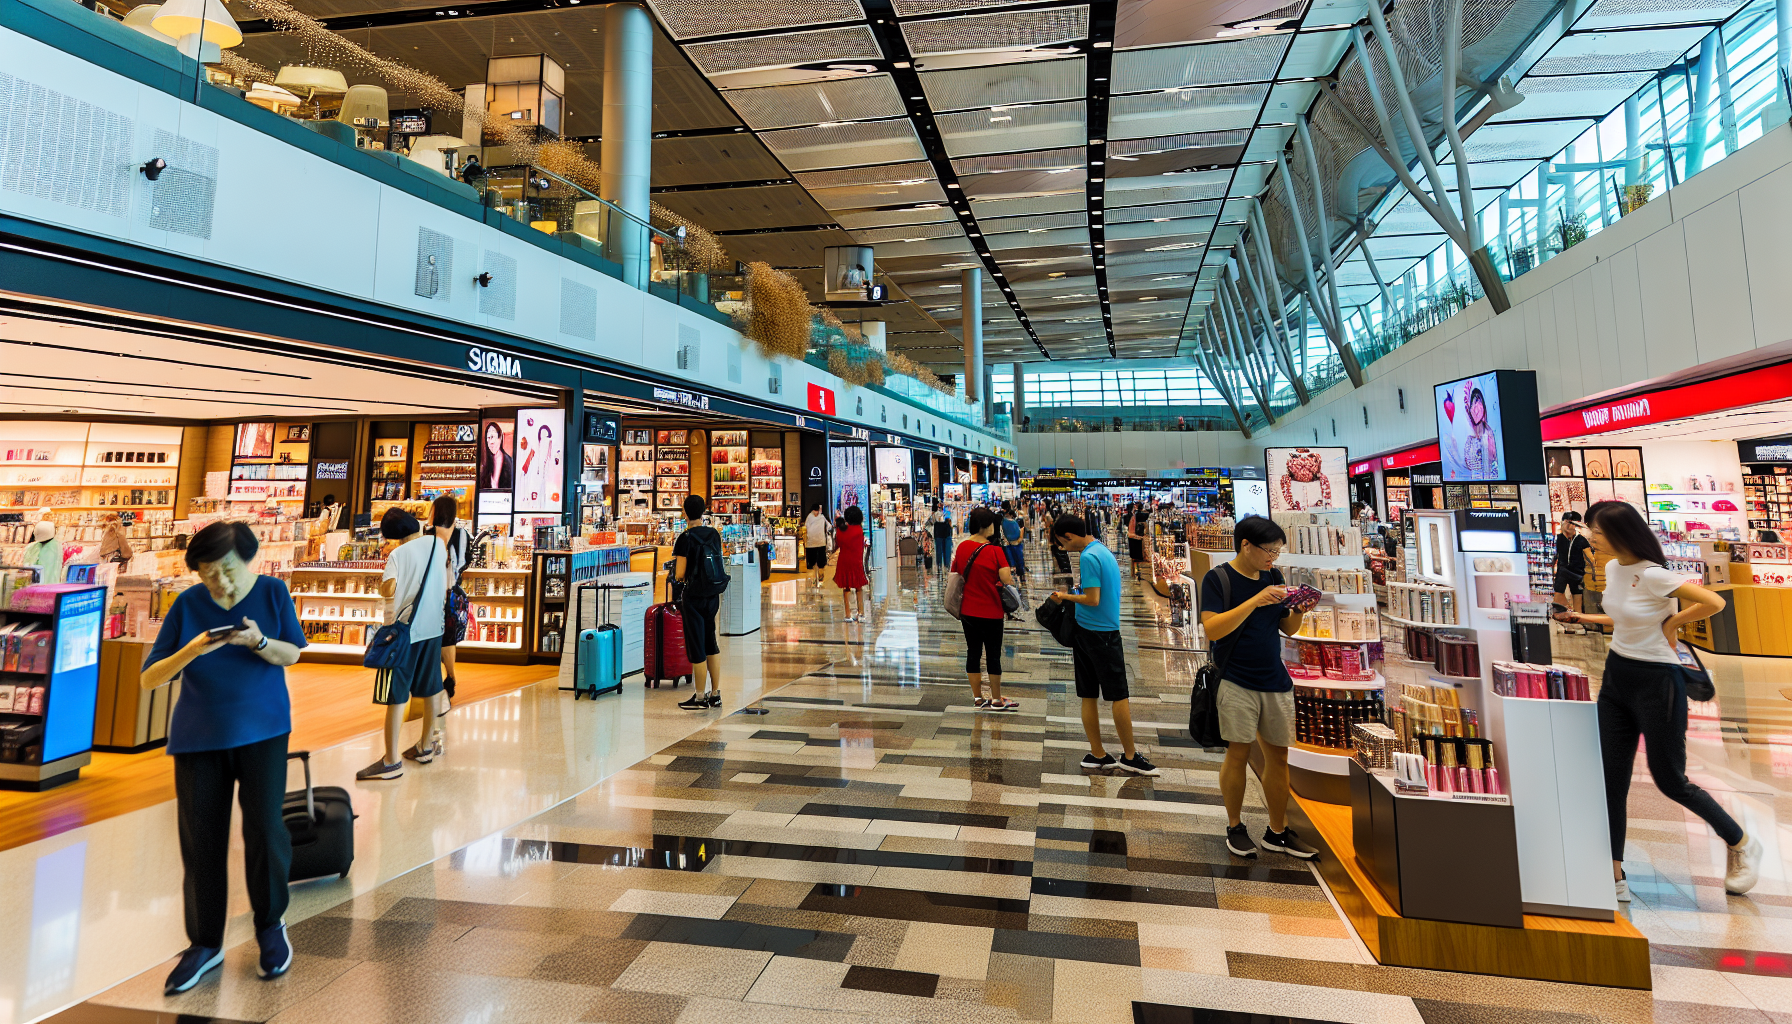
[1071,625,1129,701]
[1552,572,1583,595]
[681,595,721,662]
[805,546,828,569]
[373,635,443,705]
[1127,538,1145,562]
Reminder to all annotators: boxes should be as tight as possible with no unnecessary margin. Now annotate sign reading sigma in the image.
[653,386,710,411]
[468,346,523,378]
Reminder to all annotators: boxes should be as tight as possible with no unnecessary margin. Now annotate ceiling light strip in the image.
[859,0,1050,360]
[1086,0,1115,357]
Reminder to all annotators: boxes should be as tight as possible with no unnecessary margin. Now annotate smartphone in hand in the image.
[204,623,245,641]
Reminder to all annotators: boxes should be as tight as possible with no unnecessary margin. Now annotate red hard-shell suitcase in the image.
[643,602,693,688]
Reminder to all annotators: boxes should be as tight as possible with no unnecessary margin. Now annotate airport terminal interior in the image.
[4,0,1792,1020]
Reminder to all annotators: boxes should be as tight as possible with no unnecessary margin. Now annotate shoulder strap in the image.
[402,537,439,625]
[1205,565,1243,682]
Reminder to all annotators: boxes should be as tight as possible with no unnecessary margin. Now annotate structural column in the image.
[961,268,983,407]
[861,320,886,356]
[1012,362,1024,431]
[601,2,653,289]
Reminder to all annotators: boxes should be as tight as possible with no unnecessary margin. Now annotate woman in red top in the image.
[953,507,1019,711]
[834,504,871,622]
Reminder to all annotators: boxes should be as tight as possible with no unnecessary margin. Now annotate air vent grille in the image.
[560,278,597,340]
[0,73,134,219]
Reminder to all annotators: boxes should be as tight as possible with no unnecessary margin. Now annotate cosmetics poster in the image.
[874,447,912,485]
[1266,447,1347,512]
[235,422,275,459]
[477,416,515,517]
[513,408,565,513]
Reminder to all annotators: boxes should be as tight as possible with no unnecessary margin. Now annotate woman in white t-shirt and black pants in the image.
[1558,501,1762,898]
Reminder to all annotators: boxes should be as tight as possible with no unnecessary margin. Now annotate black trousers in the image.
[1598,651,1743,860]
[173,732,293,947]
[962,615,1005,676]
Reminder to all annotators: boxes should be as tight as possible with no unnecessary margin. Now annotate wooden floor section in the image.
[1294,792,1653,989]
[0,662,555,853]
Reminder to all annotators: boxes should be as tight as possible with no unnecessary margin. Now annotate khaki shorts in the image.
[1217,678,1295,747]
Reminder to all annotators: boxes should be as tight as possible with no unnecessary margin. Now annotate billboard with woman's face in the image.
[477,416,515,517]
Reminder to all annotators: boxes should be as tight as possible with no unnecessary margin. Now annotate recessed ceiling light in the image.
[1091,177,1103,183]
[946,183,960,189]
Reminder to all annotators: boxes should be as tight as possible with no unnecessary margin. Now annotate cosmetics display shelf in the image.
[1383,613,1459,629]
[1291,633,1382,645]
[1291,672,1385,690]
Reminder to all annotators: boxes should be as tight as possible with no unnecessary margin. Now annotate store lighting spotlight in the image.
[140,157,167,181]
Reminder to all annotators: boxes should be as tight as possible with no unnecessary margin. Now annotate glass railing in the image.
[1020,407,1237,432]
[1338,0,1784,377]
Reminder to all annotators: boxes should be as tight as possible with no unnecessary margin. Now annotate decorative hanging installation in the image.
[233,0,729,268]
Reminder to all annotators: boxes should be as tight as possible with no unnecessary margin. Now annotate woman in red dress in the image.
[833,504,871,622]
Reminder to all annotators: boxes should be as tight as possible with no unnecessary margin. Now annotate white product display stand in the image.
[598,571,652,676]
[719,549,762,637]
[1404,509,1615,921]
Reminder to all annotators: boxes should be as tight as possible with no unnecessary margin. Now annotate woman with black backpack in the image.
[673,494,729,710]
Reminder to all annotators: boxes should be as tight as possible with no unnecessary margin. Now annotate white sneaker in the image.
[1615,877,1632,902]
[1726,834,1763,895]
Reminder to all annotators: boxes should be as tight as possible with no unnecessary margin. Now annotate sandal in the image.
[991,698,1020,712]
[972,697,991,709]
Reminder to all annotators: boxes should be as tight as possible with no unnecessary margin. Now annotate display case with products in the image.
[1,422,183,513]
[654,429,695,512]
[368,431,411,502]
[1743,466,1791,536]
[228,422,310,514]
[709,430,749,517]
[618,431,656,513]
[751,445,784,513]
[0,582,106,790]
[415,422,477,519]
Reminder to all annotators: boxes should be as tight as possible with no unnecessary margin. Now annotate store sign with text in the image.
[1376,442,1441,471]
[652,386,709,411]
[1541,361,1792,440]
[807,383,836,415]
[467,346,524,379]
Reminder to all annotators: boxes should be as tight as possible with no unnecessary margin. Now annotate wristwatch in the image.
[255,635,270,651]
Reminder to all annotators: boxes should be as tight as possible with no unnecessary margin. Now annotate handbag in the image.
[1035,594,1076,648]
[363,536,439,678]
[1673,639,1716,703]
[1189,567,1250,749]
[944,543,994,620]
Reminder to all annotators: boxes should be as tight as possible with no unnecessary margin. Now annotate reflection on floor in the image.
[14,538,1792,1024]
[0,662,555,853]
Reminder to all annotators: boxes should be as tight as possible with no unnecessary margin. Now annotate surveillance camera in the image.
[140,158,167,181]
[475,272,493,287]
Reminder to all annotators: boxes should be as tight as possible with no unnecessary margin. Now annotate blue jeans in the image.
[1004,544,1025,575]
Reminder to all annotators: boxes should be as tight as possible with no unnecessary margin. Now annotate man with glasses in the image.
[1199,516,1321,860]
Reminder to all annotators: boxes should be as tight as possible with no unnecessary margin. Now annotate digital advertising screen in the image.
[1436,370,1544,481]
[1265,447,1347,512]
[874,447,912,485]
[513,408,565,513]
[829,443,869,515]
[477,415,516,517]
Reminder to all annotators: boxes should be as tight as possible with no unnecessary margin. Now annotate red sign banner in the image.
[806,383,836,416]
[1380,443,1441,470]
[1540,362,1792,441]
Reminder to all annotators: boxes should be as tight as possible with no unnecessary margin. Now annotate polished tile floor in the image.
[15,534,1792,1024]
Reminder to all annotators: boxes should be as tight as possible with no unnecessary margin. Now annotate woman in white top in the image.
[1558,501,1761,898]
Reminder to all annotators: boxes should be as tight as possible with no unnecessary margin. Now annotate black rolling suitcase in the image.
[284,750,355,882]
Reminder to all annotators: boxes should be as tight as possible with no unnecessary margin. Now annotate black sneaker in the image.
[164,945,224,995]
[355,760,402,781]
[1079,752,1117,771]
[1225,823,1258,858]
[705,692,722,709]
[1261,826,1321,860]
[257,920,293,980]
[678,693,712,711]
[1117,753,1161,776]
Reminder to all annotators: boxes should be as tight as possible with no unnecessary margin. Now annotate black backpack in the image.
[684,527,731,598]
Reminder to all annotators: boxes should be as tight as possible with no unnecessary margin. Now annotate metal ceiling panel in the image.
[918,57,1088,112]
[1112,35,1292,91]
[987,227,1092,249]
[902,6,1091,59]
[1102,199,1225,223]
[1459,119,1598,162]
[645,0,866,41]
[759,118,929,169]
[852,222,967,243]
[968,192,1089,218]
[1277,26,1351,75]
[1490,71,1659,122]
[1113,0,1309,49]
[808,179,951,208]
[982,211,1091,233]
[685,25,882,76]
[795,161,938,189]
[1107,169,1233,204]
[832,204,957,228]
[1106,216,1217,240]
[723,75,910,130]
[651,135,791,186]
[1530,27,1707,75]
[937,100,1089,156]
[1573,0,1748,30]
[654,183,831,232]
[1108,84,1270,139]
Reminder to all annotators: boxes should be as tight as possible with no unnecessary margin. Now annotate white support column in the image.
[861,321,887,356]
[961,268,983,407]
[601,2,653,290]
[1012,362,1025,431]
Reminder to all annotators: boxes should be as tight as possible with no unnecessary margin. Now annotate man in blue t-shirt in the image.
[1198,516,1320,861]
[1049,515,1159,777]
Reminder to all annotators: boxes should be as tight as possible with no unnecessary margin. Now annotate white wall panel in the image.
[1682,194,1755,363]
[1740,161,1792,350]
[1633,224,1695,375]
